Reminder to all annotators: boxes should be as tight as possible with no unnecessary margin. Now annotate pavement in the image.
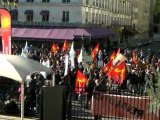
[0,115,38,120]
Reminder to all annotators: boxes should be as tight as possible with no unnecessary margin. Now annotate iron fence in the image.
[67,87,160,120]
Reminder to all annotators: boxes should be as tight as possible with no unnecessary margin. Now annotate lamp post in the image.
[82,34,85,47]
[1,0,18,11]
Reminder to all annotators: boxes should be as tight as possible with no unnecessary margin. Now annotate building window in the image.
[92,13,94,23]
[62,11,69,22]
[86,0,89,5]
[99,14,101,24]
[96,1,98,7]
[11,9,18,21]
[40,10,49,22]
[95,13,98,23]
[62,0,70,3]
[42,0,50,2]
[26,0,34,2]
[25,10,33,22]
[85,12,88,23]
[93,1,95,6]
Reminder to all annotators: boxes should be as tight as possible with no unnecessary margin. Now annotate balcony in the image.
[11,21,107,28]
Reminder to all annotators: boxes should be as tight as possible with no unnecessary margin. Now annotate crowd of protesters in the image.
[0,41,160,116]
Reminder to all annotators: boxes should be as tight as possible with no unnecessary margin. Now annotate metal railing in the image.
[67,87,160,120]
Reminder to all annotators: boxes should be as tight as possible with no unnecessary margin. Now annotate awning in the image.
[10,9,18,15]
[40,10,49,15]
[25,10,33,14]
[0,28,115,40]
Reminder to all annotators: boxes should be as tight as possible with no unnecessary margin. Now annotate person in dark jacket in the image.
[85,78,95,109]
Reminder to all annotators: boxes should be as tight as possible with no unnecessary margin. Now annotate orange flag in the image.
[110,51,116,60]
[51,43,59,53]
[92,43,99,61]
[108,61,126,85]
[132,50,139,65]
[62,40,69,51]
[116,48,121,56]
[75,70,88,94]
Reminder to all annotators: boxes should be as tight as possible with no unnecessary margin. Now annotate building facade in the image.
[0,0,152,46]
[0,0,132,27]
[132,0,151,39]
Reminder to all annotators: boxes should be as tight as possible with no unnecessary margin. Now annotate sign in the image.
[91,92,160,120]
[83,55,93,62]
[0,9,11,54]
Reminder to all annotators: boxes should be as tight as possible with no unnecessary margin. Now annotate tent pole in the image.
[21,81,24,120]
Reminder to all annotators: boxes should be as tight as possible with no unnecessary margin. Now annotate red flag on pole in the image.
[108,61,126,85]
[110,51,116,60]
[62,40,69,51]
[101,51,116,75]
[75,70,88,94]
[51,43,59,54]
[102,59,114,74]
[92,43,99,61]
[116,48,121,56]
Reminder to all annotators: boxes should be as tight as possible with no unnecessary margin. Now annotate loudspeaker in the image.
[40,86,66,120]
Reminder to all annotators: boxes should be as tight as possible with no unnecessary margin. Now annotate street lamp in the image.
[1,0,18,11]
[82,34,85,47]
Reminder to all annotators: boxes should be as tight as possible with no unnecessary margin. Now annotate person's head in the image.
[94,70,98,75]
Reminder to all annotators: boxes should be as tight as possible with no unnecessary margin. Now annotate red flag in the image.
[110,51,116,60]
[116,48,121,56]
[51,43,59,53]
[75,70,88,94]
[132,50,139,65]
[62,40,69,51]
[92,43,99,61]
[108,61,126,85]
[102,59,113,74]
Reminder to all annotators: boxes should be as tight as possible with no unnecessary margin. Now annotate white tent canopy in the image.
[0,54,52,120]
[0,54,51,83]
